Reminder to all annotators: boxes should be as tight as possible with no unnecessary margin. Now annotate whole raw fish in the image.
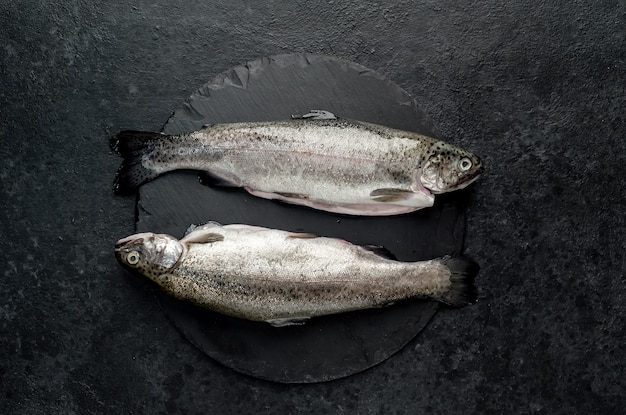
[115,222,478,326]
[112,111,483,215]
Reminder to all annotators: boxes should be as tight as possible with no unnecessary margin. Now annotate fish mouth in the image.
[420,164,483,194]
[115,233,153,248]
[454,171,482,191]
[115,236,134,249]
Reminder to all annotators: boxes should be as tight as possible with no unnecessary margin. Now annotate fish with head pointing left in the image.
[111,111,483,216]
[115,222,478,327]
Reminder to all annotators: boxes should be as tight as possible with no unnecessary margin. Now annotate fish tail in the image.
[111,131,164,195]
[437,256,479,307]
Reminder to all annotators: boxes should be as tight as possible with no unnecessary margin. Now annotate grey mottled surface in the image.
[1,1,624,414]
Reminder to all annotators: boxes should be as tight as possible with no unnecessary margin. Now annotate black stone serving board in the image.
[133,54,468,383]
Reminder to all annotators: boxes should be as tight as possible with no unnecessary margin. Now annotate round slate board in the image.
[133,53,469,383]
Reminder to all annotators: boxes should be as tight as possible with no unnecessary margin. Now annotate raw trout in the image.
[115,222,478,326]
[111,111,483,215]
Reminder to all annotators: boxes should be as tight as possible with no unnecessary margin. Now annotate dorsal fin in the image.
[291,110,337,120]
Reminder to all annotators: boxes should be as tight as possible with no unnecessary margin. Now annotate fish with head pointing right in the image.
[111,111,483,215]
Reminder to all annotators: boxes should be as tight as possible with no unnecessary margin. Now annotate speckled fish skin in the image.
[112,116,483,215]
[115,223,478,326]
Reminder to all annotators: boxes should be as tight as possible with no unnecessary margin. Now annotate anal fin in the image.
[198,170,241,187]
[361,245,398,260]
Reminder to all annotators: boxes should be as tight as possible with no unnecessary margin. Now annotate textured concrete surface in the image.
[1,1,624,414]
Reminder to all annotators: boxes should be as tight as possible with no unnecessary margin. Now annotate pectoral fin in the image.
[370,188,415,203]
[181,230,224,244]
[183,221,222,237]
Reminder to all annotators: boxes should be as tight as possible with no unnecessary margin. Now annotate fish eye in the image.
[458,157,472,172]
[127,251,141,266]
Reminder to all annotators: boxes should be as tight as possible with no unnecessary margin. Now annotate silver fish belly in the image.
[112,114,483,215]
[115,223,478,326]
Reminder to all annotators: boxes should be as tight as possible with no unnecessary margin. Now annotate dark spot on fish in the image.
[388,169,411,182]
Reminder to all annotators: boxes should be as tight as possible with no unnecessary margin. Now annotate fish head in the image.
[420,145,483,194]
[115,232,184,280]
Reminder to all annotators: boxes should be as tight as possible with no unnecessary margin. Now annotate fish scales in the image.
[113,116,483,216]
[115,223,478,326]
[174,230,444,319]
[153,121,425,185]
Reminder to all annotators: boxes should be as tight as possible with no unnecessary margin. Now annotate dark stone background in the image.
[1,1,624,414]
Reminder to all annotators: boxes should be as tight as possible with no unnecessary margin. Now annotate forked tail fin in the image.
[111,131,164,195]
[437,256,479,307]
